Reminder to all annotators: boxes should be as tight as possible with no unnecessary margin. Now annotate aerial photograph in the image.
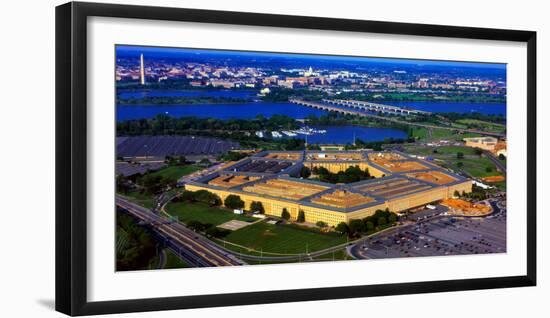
[115,45,507,271]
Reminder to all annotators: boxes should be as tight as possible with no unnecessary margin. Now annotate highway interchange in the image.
[117,196,244,267]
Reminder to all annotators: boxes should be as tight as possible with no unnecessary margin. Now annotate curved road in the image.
[483,150,506,175]
[117,196,244,267]
[120,194,357,264]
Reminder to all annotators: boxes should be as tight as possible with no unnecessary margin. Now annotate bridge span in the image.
[323,99,431,115]
[289,99,505,138]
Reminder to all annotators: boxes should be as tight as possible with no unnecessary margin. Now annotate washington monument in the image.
[140,53,145,85]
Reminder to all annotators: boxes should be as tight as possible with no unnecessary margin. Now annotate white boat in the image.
[282,131,297,137]
[293,126,327,135]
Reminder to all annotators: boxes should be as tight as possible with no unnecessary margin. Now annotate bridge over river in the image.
[289,99,505,138]
[324,99,432,115]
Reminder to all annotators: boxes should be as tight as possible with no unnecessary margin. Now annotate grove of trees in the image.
[224,194,245,210]
[281,208,291,220]
[311,165,372,184]
[297,210,305,223]
[250,201,265,214]
[116,211,157,271]
[176,189,222,206]
[336,208,399,237]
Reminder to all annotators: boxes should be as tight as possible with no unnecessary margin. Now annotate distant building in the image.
[140,54,145,85]
[209,80,235,88]
[463,137,507,156]
[319,145,345,151]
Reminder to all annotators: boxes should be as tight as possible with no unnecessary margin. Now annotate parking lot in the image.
[354,201,506,259]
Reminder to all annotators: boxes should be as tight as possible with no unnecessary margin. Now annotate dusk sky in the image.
[116,45,506,70]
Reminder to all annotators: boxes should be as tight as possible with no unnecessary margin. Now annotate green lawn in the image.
[313,249,351,261]
[402,145,501,179]
[431,128,456,140]
[410,127,477,142]
[435,145,477,155]
[451,157,502,178]
[165,202,255,226]
[404,145,477,157]
[455,119,506,133]
[118,190,155,209]
[492,181,507,191]
[163,249,190,269]
[223,222,347,254]
[460,133,484,139]
[404,145,484,159]
[409,127,428,139]
[148,165,201,182]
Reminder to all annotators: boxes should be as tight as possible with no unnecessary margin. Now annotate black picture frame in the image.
[55,1,537,316]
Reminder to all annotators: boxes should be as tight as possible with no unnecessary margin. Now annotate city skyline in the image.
[116,45,506,101]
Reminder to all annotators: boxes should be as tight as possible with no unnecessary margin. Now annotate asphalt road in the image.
[117,196,245,267]
[483,150,506,175]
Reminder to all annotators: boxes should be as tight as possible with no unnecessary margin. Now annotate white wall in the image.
[0,0,547,317]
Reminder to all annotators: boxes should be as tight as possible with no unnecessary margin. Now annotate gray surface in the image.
[116,162,166,176]
[351,201,506,259]
[117,136,239,158]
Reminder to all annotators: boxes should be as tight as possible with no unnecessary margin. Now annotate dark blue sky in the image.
[116,45,506,70]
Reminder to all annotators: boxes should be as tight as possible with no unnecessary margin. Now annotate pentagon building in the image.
[185,150,472,226]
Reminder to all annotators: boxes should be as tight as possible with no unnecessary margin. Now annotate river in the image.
[116,89,505,143]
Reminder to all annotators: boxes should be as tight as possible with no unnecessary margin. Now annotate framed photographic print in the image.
[55,1,536,316]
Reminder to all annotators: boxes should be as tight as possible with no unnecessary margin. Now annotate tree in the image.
[140,174,168,194]
[377,216,387,226]
[454,190,460,197]
[297,210,305,223]
[456,152,464,159]
[281,208,291,220]
[194,190,222,206]
[205,227,231,238]
[474,148,483,157]
[199,158,211,167]
[349,219,364,236]
[485,166,493,173]
[186,220,212,232]
[335,222,349,234]
[224,195,244,209]
[250,201,265,214]
[316,221,328,228]
[498,153,506,160]
[116,174,131,194]
[177,156,188,165]
[388,213,397,224]
[299,166,311,179]
[457,162,464,168]
[218,151,247,162]
[365,221,375,231]
[177,190,197,202]
[313,164,371,184]
[116,212,157,271]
